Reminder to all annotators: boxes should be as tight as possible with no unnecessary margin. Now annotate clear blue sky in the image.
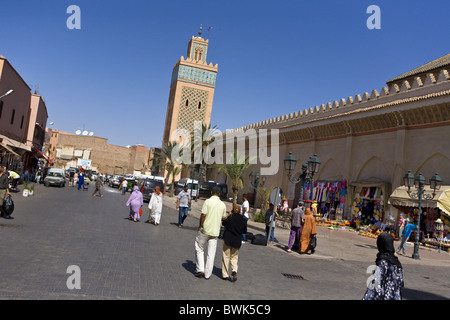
[1,0,449,148]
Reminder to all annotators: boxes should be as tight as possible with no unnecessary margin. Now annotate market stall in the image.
[348,182,391,230]
[302,180,347,221]
[388,185,450,250]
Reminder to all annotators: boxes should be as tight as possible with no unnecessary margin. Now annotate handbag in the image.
[218,225,226,239]
[219,214,232,239]
[310,235,317,249]
[3,195,14,215]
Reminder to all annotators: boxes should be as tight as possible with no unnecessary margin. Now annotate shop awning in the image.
[0,141,20,157]
[32,145,49,160]
[31,145,54,166]
[0,134,31,153]
[437,189,450,216]
[388,185,450,216]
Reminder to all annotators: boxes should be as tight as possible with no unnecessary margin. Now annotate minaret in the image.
[162,26,218,144]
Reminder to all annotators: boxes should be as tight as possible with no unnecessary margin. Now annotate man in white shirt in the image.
[241,194,250,243]
[121,179,128,195]
[177,185,191,227]
[195,187,227,280]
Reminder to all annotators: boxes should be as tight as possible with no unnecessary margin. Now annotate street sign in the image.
[268,187,283,245]
[77,158,91,168]
[269,187,283,207]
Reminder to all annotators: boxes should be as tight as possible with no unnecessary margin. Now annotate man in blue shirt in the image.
[396,218,417,255]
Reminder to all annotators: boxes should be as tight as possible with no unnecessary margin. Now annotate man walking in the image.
[0,166,12,219]
[195,186,227,280]
[287,201,305,252]
[121,179,127,195]
[177,185,191,227]
[240,194,249,243]
[396,218,417,256]
[92,174,103,197]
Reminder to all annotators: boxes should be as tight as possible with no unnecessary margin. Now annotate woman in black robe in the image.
[363,232,404,300]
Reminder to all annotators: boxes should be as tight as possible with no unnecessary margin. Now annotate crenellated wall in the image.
[229,68,450,133]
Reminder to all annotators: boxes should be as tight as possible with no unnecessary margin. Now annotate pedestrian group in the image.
[2,165,411,298]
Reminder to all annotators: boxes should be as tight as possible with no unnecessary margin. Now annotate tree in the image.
[214,150,251,206]
[151,141,180,197]
[190,122,219,179]
[253,185,273,215]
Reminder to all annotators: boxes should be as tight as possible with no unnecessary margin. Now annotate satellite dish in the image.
[89,132,94,136]
[82,130,88,136]
[75,130,81,135]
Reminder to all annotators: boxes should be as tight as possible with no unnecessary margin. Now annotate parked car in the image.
[105,174,112,183]
[199,181,228,200]
[109,175,122,188]
[141,178,165,202]
[44,168,66,187]
[90,171,98,181]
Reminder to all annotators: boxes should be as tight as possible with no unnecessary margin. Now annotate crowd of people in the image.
[0,164,407,299]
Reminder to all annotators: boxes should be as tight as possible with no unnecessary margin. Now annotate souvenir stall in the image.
[389,185,450,250]
[347,182,391,237]
[305,180,353,229]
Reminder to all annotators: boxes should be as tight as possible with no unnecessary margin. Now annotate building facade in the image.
[0,54,48,173]
[53,133,151,175]
[208,53,450,225]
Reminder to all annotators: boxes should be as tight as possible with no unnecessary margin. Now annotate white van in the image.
[176,178,199,199]
[147,175,165,183]
[48,167,66,176]
[44,167,66,187]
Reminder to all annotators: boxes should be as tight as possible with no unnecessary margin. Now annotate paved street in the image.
[0,183,449,300]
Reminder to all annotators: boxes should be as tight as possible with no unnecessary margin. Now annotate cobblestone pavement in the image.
[0,183,448,300]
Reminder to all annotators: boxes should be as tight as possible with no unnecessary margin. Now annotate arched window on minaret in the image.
[194,47,203,62]
[186,99,189,107]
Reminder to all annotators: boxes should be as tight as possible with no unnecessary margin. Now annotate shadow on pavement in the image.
[181,260,223,279]
[169,222,198,231]
[403,287,449,300]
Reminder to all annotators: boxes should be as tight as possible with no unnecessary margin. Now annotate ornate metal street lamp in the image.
[403,171,442,259]
[249,171,266,188]
[284,153,321,202]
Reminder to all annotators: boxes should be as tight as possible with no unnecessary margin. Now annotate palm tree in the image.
[190,123,219,179]
[215,150,251,206]
[151,141,180,197]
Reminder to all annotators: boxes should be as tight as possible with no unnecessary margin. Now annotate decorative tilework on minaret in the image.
[162,28,218,144]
